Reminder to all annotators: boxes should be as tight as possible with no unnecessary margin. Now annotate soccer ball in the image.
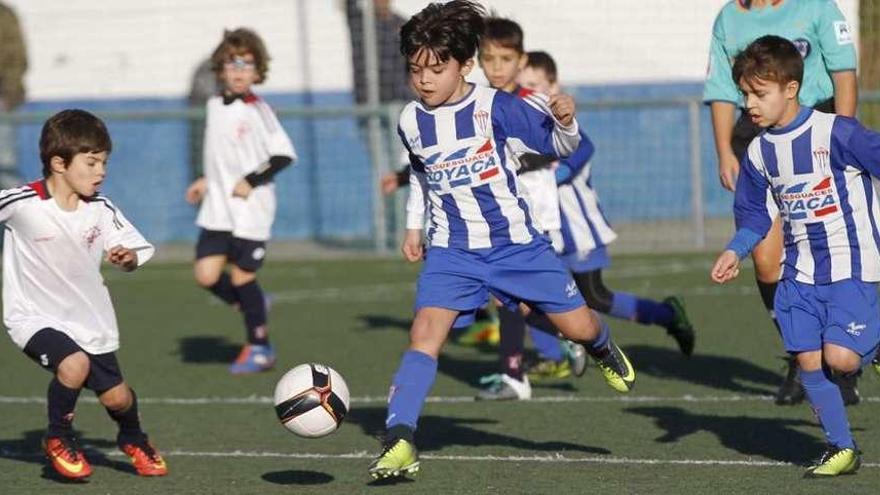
[273,363,350,438]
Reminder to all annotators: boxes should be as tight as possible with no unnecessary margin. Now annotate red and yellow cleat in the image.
[43,436,92,480]
[119,436,168,476]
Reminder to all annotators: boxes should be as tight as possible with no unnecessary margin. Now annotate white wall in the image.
[5,0,859,100]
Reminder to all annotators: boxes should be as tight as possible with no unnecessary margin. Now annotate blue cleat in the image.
[229,344,276,374]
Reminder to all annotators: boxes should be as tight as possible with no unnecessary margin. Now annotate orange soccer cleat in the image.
[119,435,168,476]
[43,435,92,480]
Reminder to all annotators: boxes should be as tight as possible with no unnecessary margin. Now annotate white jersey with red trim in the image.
[1,180,154,354]
[197,94,296,241]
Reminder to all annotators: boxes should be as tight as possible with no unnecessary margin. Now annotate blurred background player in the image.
[712,36,879,477]
[369,1,636,479]
[704,0,858,405]
[3,110,166,480]
[185,28,296,374]
[474,20,694,401]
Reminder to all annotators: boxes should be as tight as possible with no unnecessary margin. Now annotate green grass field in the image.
[1,253,879,494]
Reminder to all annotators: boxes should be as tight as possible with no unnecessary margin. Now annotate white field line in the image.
[0,447,878,469]
[4,393,880,406]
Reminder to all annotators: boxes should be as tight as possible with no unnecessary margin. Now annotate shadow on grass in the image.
[626,406,823,463]
[261,470,334,485]
[0,429,135,483]
[625,344,781,395]
[348,406,610,455]
[176,336,241,364]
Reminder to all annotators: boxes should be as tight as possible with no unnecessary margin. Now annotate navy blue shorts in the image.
[775,279,880,358]
[415,239,585,315]
[195,229,266,272]
[23,328,124,394]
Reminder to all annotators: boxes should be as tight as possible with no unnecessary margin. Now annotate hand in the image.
[711,250,740,284]
[718,151,740,192]
[107,245,138,272]
[232,179,253,199]
[185,177,207,204]
[380,172,400,196]
[401,229,424,262]
[549,93,576,127]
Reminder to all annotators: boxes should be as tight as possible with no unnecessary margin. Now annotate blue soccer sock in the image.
[386,350,437,436]
[609,292,674,327]
[800,368,855,449]
[528,325,564,361]
[586,315,611,356]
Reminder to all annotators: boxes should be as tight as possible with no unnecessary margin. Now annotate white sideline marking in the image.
[1,447,878,469]
[3,394,880,406]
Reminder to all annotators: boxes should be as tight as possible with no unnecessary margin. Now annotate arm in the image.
[712,155,773,283]
[710,101,740,191]
[842,119,880,178]
[555,132,595,184]
[402,165,427,262]
[235,102,297,197]
[101,202,155,271]
[816,0,857,116]
[496,91,581,160]
[244,155,294,187]
[0,186,36,224]
[831,70,857,117]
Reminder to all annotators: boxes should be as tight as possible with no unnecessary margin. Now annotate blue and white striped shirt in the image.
[401,84,581,249]
[735,107,880,284]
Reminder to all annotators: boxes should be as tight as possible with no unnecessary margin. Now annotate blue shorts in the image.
[415,239,585,315]
[775,278,880,357]
[559,246,611,273]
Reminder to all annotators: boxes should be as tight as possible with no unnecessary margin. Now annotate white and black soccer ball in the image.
[273,363,350,438]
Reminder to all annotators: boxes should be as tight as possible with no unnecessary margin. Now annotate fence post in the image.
[361,0,388,252]
[688,100,706,249]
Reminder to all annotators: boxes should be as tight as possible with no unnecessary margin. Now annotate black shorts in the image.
[731,98,835,160]
[23,328,124,394]
[195,229,267,272]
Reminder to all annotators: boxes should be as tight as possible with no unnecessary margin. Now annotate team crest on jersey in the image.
[235,121,252,140]
[775,177,838,221]
[83,225,102,248]
[473,110,490,135]
[791,39,811,59]
[423,139,498,191]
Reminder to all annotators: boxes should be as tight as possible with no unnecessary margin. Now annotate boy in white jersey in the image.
[712,36,880,477]
[3,110,166,479]
[185,28,296,374]
[368,1,635,479]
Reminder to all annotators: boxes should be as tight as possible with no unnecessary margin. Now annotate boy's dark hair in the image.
[732,35,803,91]
[39,109,112,178]
[400,0,486,65]
[211,28,271,84]
[525,51,557,83]
[482,17,524,53]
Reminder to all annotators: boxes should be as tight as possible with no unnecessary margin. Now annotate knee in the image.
[824,354,861,375]
[230,267,256,286]
[99,384,132,412]
[193,266,220,288]
[56,352,90,388]
[822,343,861,374]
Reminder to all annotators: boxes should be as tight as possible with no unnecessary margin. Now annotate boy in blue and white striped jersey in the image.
[368,0,635,480]
[712,35,879,478]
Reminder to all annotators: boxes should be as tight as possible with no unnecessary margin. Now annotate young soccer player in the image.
[3,109,166,479]
[185,28,296,374]
[711,35,879,477]
[475,21,695,400]
[704,0,859,405]
[368,1,636,479]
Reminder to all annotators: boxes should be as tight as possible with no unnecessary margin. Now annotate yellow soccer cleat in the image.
[368,438,420,480]
[804,445,860,478]
[593,340,635,393]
